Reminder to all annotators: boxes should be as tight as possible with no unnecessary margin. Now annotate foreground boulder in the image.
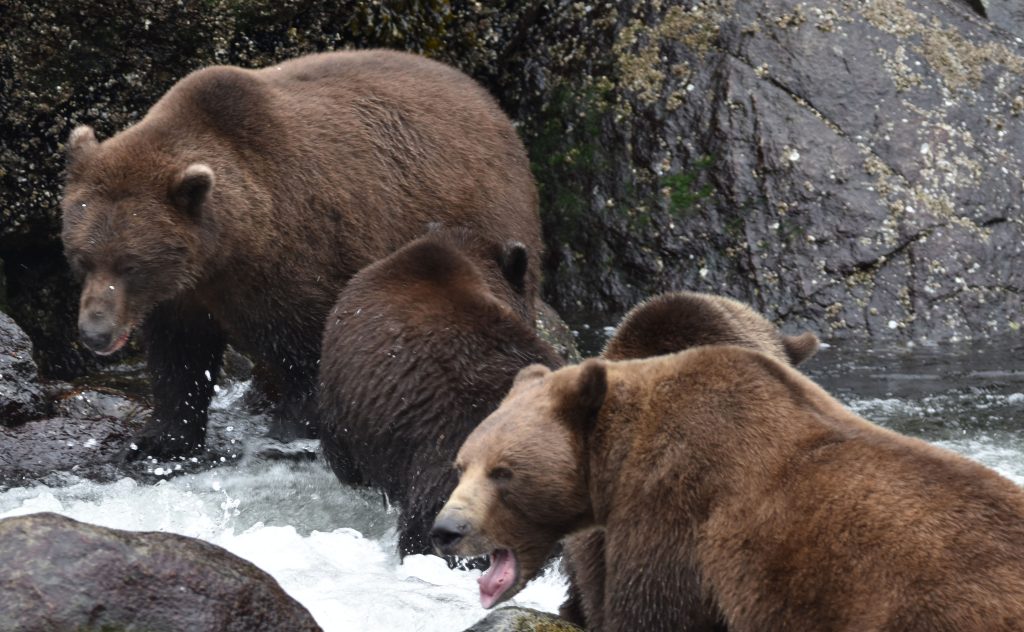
[0,512,321,632]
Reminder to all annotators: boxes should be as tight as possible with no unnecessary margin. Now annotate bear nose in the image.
[79,326,113,353]
[79,315,113,352]
[430,515,470,553]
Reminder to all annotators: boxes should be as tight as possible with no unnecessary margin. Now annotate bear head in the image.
[430,360,606,608]
[60,125,216,355]
[418,224,533,324]
[603,291,819,366]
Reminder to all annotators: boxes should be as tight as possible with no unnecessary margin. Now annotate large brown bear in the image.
[432,350,1024,631]
[561,291,819,630]
[60,50,542,458]
[318,226,562,556]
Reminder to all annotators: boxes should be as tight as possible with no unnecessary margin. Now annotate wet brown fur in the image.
[317,227,561,556]
[61,50,542,457]
[440,350,1024,631]
[562,291,819,630]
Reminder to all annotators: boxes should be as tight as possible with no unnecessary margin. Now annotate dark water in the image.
[803,337,1024,483]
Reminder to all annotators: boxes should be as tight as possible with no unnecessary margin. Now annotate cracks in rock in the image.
[724,49,915,184]
[847,228,931,275]
[727,50,850,139]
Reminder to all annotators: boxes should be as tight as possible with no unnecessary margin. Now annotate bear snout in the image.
[430,514,471,554]
[79,319,115,353]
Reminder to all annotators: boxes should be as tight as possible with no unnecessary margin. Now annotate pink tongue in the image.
[477,549,516,608]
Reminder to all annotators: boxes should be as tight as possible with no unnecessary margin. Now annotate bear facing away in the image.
[561,291,819,631]
[432,349,1024,631]
[60,50,543,458]
[318,227,562,556]
[600,291,819,365]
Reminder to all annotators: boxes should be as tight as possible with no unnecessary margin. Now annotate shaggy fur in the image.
[435,350,1024,631]
[562,291,819,630]
[318,227,561,555]
[61,50,542,457]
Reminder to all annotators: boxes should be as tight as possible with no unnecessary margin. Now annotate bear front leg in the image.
[604,528,727,632]
[560,528,608,630]
[128,300,226,460]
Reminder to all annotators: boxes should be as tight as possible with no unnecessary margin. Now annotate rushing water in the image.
[0,336,1021,630]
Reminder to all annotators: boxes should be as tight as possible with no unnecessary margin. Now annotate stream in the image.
[0,334,1021,630]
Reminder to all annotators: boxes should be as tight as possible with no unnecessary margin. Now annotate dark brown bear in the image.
[432,350,1024,631]
[318,227,561,556]
[60,50,542,458]
[562,291,819,630]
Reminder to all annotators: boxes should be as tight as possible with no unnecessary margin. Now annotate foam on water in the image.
[0,461,567,632]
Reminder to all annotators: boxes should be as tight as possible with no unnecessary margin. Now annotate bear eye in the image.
[73,257,94,274]
[119,263,138,276]
[489,467,513,482]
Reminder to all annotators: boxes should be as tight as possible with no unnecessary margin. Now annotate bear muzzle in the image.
[430,513,471,555]
[79,317,132,356]
[78,276,133,355]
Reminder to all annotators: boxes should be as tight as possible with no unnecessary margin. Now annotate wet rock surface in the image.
[2,0,1022,385]
[0,317,322,489]
[0,312,46,425]
[462,606,582,632]
[0,512,322,632]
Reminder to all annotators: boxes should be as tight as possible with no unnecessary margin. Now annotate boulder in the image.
[0,389,144,488]
[0,311,46,425]
[462,606,582,632]
[0,512,322,632]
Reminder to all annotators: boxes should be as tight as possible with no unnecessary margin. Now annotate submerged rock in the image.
[0,512,322,631]
[462,606,582,632]
[0,311,46,425]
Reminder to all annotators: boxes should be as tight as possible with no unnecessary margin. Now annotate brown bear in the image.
[60,50,543,458]
[432,350,1024,631]
[318,226,562,556]
[561,291,819,630]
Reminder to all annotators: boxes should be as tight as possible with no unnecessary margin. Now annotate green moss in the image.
[528,83,612,240]
[660,155,714,219]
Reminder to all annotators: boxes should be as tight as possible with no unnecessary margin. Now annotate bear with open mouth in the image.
[432,344,1024,630]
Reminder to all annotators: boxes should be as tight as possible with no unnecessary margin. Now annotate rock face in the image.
[503,0,1024,342]
[2,0,1022,378]
[0,312,46,425]
[0,512,322,632]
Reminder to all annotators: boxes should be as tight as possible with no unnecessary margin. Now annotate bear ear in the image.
[554,359,607,434]
[66,125,98,166]
[171,163,215,218]
[424,221,444,233]
[513,363,551,387]
[499,241,528,293]
[782,331,819,366]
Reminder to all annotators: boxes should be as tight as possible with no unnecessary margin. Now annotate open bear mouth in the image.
[477,548,519,608]
[95,326,132,356]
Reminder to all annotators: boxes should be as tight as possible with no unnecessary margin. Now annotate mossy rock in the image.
[462,607,582,632]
